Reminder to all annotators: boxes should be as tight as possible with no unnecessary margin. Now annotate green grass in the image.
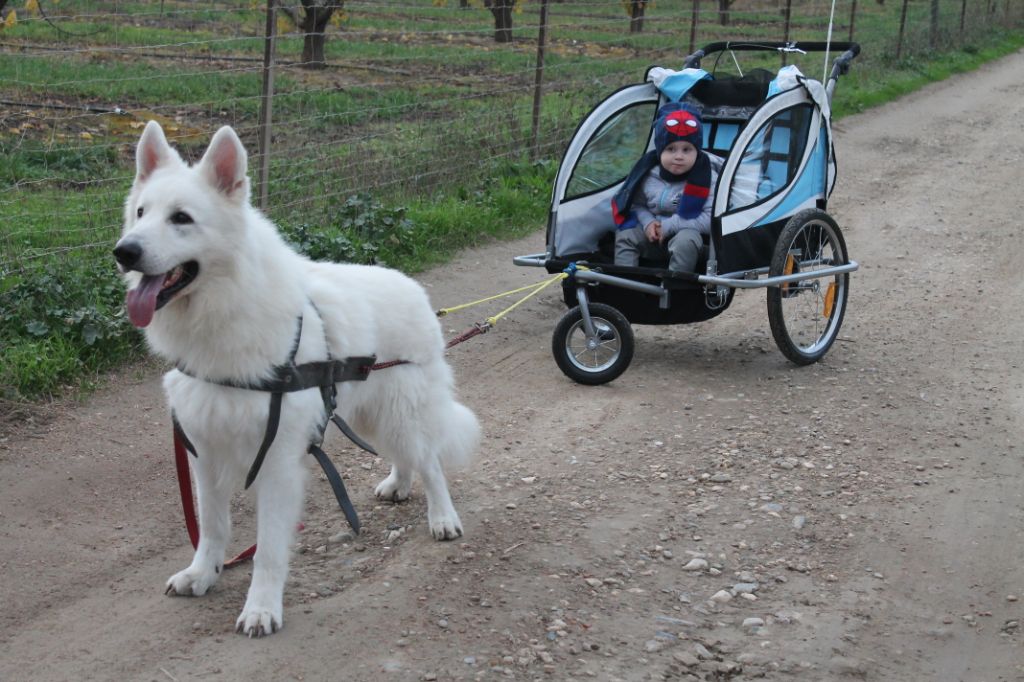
[0,136,122,186]
[394,160,555,271]
[1,0,1022,402]
[3,185,123,252]
[832,30,1024,116]
[0,55,265,112]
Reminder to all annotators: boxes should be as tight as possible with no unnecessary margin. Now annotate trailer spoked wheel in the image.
[552,303,634,385]
[767,209,850,365]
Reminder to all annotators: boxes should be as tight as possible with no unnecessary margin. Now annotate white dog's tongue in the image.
[125,274,164,328]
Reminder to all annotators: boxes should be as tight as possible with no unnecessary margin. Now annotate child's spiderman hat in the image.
[653,103,703,155]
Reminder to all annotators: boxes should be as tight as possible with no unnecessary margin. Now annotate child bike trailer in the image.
[515,41,861,384]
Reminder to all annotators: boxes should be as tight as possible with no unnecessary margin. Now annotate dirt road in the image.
[2,51,1023,682]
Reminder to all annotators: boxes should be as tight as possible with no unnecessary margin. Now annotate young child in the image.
[612,103,723,273]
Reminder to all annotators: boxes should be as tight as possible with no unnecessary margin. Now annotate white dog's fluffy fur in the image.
[115,122,479,636]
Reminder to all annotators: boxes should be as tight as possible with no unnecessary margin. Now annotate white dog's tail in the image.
[439,400,480,472]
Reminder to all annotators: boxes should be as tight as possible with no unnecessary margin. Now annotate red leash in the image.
[365,323,488,372]
[173,428,257,568]
[444,322,490,349]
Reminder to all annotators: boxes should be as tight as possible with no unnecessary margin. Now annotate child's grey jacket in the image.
[632,154,724,239]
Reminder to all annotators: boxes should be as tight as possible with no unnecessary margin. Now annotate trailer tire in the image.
[552,303,634,385]
[767,209,850,365]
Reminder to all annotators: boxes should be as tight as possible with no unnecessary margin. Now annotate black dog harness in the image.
[172,313,386,535]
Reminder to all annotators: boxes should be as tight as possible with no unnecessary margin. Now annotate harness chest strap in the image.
[173,314,384,544]
[173,401,365,567]
[232,352,378,495]
[172,370,374,536]
[195,357,375,393]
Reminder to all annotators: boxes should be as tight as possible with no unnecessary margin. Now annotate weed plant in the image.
[0,259,141,399]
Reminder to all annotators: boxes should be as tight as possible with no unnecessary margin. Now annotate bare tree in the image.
[278,0,344,69]
[484,0,515,43]
[717,0,733,26]
[629,0,648,33]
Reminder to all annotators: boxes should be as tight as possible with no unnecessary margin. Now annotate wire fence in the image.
[1,0,1022,277]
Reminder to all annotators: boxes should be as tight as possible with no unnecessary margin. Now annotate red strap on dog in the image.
[444,323,488,349]
[366,324,486,372]
[173,427,257,569]
[172,429,199,549]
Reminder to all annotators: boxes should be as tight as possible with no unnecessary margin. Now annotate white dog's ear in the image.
[136,120,182,183]
[198,126,249,201]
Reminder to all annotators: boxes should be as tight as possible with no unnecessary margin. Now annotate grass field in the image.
[1,0,1022,402]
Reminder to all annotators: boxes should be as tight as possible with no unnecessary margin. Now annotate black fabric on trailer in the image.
[544,255,733,325]
[688,68,774,107]
[562,278,732,326]
[716,217,788,275]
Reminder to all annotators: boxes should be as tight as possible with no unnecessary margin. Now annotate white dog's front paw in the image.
[165,565,220,597]
[428,510,463,541]
[236,602,283,638]
[375,472,412,503]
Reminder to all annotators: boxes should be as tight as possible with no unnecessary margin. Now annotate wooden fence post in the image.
[781,0,792,65]
[849,0,858,42]
[256,0,277,212]
[530,0,550,161]
[896,0,909,59]
[959,0,967,40]
[689,0,700,55]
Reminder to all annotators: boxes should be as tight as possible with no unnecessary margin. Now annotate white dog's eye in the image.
[137,206,144,218]
[170,211,194,225]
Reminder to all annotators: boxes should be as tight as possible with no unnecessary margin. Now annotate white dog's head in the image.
[114,121,251,328]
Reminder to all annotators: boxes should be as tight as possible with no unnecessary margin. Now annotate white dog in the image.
[115,121,479,636]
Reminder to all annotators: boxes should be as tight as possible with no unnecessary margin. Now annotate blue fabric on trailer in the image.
[709,122,740,152]
[767,65,805,97]
[754,124,829,227]
[649,67,712,101]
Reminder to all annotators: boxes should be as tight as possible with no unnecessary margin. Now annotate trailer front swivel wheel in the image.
[552,302,634,385]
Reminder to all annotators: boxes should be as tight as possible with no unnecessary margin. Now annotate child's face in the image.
[660,141,698,176]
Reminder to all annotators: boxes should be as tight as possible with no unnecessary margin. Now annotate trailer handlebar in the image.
[683,41,860,76]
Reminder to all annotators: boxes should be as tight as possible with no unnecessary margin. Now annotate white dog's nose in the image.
[113,240,143,270]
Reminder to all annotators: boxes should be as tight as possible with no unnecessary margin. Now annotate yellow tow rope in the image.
[436,265,590,334]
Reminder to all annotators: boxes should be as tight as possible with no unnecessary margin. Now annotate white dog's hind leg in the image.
[420,398,479,540]
[374,421,463,540]
[419,455,463,540]
[236,456,306,637]
[346,414,412,502]
[374,463,413,502]
[166,458,231,597]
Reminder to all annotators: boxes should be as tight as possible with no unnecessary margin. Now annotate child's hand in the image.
[645,221,662,243]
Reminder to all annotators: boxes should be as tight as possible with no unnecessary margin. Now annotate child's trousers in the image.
[614,227,702,273]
